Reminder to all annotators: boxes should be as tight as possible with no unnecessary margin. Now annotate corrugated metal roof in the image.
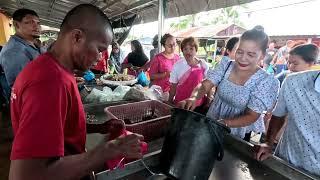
[0,0,260,28]
[171,24,246,38]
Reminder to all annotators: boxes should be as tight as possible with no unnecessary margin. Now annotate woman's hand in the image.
[254,143,273,161]
[178,97,197,111]
[203,96,213,109]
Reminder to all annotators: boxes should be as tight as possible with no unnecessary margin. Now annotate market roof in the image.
[0,0,260,29]
[171,24,246,38]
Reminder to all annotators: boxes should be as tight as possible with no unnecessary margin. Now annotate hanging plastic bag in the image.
[137,71,150,87]
[83,70,95,82]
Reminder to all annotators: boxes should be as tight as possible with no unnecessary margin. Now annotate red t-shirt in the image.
[10,53,86,160]
[91,50,108,73]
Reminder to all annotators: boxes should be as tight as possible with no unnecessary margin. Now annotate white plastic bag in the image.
[85,88,103,103]
[148,85,164,101]
[123,87,149,101]
[113,85,131,95]
[102,86,113,94]
[112,85,131,101]
[123,85,165,101]
[99,92,113,103]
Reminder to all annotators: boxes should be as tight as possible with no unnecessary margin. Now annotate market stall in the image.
[93,136,318,180]
[85,106,319,180]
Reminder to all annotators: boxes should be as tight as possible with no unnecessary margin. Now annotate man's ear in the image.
[70,29,85,44]
[13,20,19,30]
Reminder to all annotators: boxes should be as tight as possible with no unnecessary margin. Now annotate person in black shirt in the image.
[122,40,149,76]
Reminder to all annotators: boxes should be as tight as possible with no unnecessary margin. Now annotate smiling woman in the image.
[180,28,280,140]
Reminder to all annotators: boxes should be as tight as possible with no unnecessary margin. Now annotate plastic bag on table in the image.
[148,85,164,101]
[113,85,131,95]
[85,88,102,103]
[111,92,123,101]
[102,86,113,94]
[137,71,150,87]
[133,84,144,90]
[111,86,131,101]
[83,70,95,82]
[123,87,149,101]
[99,93,113,103]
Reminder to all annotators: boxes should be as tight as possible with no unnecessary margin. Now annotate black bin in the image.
[160,108,230,180]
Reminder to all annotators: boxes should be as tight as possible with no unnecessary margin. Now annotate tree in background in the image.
[169,5,248,31]
[169,14,197,31]
[209,6,247,27]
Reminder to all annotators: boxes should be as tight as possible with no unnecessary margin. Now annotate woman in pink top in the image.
[149,34,180,92]
[169,37,209,106]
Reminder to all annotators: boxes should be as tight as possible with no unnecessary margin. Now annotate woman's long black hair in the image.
[128,40,149,67]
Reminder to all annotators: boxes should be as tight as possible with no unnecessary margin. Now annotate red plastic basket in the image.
[104,100,172,141]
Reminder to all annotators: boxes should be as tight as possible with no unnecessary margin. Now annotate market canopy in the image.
[0,0,260,29]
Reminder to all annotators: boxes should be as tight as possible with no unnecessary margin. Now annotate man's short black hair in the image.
[12,8,39,22]
[60,4,112,33]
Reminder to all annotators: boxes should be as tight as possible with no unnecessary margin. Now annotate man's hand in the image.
[106,133,144,159]
[178,97,197,111]
[254,143,273,161]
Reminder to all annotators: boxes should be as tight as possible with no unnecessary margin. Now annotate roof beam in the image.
[48,0,57,18]
[39,18,61,28]
[91,0,98,5]
[101,0,118,11]
[109,0,158,19]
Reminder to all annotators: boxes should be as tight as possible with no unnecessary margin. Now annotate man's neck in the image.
[48,40,74,72]
[15,33,35,46]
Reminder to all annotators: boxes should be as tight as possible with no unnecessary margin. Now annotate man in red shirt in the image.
[9,4,143,180]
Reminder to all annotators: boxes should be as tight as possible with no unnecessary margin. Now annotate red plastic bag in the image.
[105,119,148,170]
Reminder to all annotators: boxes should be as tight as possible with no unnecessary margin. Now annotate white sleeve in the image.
[169,63,179,84]
[200,59,210,78]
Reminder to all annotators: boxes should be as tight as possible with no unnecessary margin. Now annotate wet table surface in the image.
[116,147,289,180]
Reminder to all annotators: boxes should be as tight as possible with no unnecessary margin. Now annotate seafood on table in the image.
[103,74,136,81]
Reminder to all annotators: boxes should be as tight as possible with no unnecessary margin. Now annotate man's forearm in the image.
[47,147,106,180]
[265,115,286,145]
[10,143,114,180]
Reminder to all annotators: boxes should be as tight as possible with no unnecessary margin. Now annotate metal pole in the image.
[213,39,218,62]
[158,0,164,53]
